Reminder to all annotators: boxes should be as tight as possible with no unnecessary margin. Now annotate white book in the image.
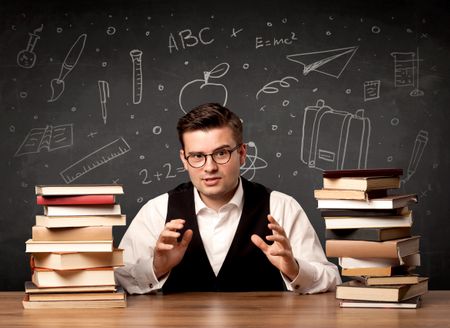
[44,204,121,216]
[36,214,126,228]
[317,194,417,209]
[35,184,124,196]
[324,211,413,229]
[339,253,421,268]
[25,239,113,253]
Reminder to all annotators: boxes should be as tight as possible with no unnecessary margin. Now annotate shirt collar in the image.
[194,177,244,214]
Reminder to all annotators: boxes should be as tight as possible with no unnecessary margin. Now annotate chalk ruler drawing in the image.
[402,130,429,184]
[130,49,143,104]
[240,141,268,181]
[301,99,371,171]
[98,80,110,124]
[17,24,43,69]
[286,46,358,78]
[179,62,229,114]
[391,49,424,96]
[59,137,131,184]
[15,124,73,157]
[256,76,299,99]
[363,80,381,101]
[48,34,87,102]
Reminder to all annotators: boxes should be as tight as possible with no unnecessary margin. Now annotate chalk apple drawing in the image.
[179,62,230,113]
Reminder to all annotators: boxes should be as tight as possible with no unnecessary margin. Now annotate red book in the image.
[37,195,116,205]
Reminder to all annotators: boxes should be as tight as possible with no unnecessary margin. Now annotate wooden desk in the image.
[1,291,449,327]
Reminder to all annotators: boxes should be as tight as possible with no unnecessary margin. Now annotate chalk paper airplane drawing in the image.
[286,46,358,78]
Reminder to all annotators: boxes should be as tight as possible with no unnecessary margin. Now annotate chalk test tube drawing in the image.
[59,137,131,184]
[98,80,110,124]
[256,76,299,99]
[286,46,358,78]
[391,49,424,96]
[240,141,268,181]
[179,62,229,114]
[301,99,371,171]
[130,49,143,104]
[48,34,87,102]
[363,80,381,101]
[14,124,73,157]
[17,24,43,68]
[402,130,429,184]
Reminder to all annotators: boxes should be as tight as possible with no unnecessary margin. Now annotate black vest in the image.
[162,178,286,293]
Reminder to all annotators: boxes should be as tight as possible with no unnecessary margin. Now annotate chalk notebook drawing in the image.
[15,124,74,157]
[301,100,371,171]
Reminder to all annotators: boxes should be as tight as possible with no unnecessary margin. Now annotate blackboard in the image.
[1,0,449,291]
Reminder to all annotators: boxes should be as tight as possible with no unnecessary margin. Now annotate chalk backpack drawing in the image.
[301,99,371,171]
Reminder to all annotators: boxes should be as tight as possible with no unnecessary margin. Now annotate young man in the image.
[115,103,341,294]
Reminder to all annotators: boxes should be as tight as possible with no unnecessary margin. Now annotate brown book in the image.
[23,294,126,309]
[335,278,428,302]
[28,287,126,302]
[35,214,126,228]
[25,281,117,294]
[341,265,416,277]
[323,168,403,178]
[339,296,422,309]
[32,249,124,270]
[314,188,387,200]
[32,226,113,241]
[32,267,116,288]
[326,227,411,241]
[363,275,425,286]
[35,184,124,196]
[323,176,401,191]
[326,236,420,258]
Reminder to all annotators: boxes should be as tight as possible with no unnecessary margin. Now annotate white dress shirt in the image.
[115,179,341,294]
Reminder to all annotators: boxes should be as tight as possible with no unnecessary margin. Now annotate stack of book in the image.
[314,168,428,309]
[23,184,127,309]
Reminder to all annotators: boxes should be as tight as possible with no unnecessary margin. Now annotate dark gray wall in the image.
[1,0,449,290]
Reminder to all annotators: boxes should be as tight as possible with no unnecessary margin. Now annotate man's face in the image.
[179,126,246,209]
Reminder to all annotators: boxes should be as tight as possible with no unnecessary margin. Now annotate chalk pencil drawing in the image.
[17,24,43,69]
[15,124,73,157]
[391,49,424,96]
[59,137,131,184]
[241,141,268,181]
[363,80,381,101]
[402,130,428,184]
[48,34,87,102]
[301,99,371,171]
[179,62,229,114]
[130,49,143,104]
[286,46,358,78]
[256,76,299,99]
[98,80,110,124]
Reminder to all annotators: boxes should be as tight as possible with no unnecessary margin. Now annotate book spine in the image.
[37,195,116,205]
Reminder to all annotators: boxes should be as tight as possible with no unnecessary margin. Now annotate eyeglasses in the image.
[184,144,242,168]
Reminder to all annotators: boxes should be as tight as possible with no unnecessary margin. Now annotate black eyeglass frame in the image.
[184,144,242,168]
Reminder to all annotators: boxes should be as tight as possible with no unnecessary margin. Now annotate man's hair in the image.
[177,103,243,148]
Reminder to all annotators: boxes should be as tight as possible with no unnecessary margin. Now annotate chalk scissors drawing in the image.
[59,137,131,184]
[48,34,87,102]
[14,124,73,157]
[17,24,43,69]
[256,76,299,99]
[179,63,229,114]
[286,46,358,78]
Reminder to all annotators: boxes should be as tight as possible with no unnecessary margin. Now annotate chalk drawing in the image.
[391,49,424,96]
[179,62,229,114]
[287,46,358,78]
[256,76,299,99]
[240,141,268,181]
[48,34,87,102]
[98,80,110,124]
[130,49,143,104]
[59,137,131,184]
[363,80,381,101]
[17,24,43,68]
[402,130,429,184]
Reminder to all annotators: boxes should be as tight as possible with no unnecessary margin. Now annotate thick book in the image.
[339,253,421,269]
[320,208,406,217]
[44,204,121,216]
[322,176,401,191]
[37,194,116,205]
[323,168,403,178]
[323,212,413,230]
[36,214,126,228]
[341,265,416,277]
[325,236,420,259]
[317,194,418,209]
[32,226,113,241]
[32,249,124,270]
[28,287,126,302]
[23,294,126,309]
[25,281,117,294]
[31,267,116,288]
[35,184,124,196]
[335,278,428,302]
[339,296,421,309]
[325,227,411,241]
[314,189,387,200]
[363,275,425,286]
[26,239,113,253]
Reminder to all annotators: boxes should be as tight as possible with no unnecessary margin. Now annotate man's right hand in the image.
[153,218,193,279]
